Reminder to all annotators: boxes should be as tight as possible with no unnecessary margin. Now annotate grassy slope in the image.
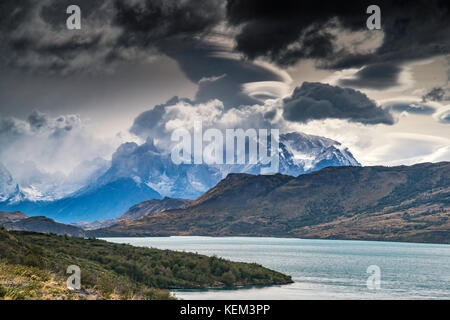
[0,264,107,300]
[0,228,292,300]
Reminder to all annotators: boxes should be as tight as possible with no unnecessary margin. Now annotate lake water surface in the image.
[102,237,450,300]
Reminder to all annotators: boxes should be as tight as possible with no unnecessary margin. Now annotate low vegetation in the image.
[0,228,292,300]
[0,264,85,300]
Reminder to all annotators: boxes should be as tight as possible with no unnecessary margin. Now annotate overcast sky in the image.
[0,0,449,178]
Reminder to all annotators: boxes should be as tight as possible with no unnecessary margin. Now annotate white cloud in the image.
[434,105,450,124]
[242,81,291,101]
[0,111,116,198]
[130,97,280,154]
[362,132,450,166]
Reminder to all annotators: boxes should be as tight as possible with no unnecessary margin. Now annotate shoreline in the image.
[99,235,450,247]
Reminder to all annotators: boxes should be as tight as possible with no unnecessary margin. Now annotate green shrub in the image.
[221,271,236,286]
[0,285,6,298]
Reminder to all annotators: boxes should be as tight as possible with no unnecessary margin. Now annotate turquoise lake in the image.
[102,237,450,300]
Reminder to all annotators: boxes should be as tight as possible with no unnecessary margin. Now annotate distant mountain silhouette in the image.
[73,197,192,230]
[0,178,162,223]
[2,216,85,237]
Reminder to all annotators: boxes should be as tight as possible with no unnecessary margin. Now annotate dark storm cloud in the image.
[0,0,33,66]
[130,96,194,139]
[422,87,450,102]
[165,42,285,109]
[0,0,32,29]
[0,117,28,138]
[226,0,450,89]
[227,0,450,66]
[0,0,117,74]
[113,0,224,47]
[28,111,49,130]
[113,1,284,109]
[226,0,358,65]
[0,0,225,74]
[338,63,402,90]
[282,82,395,125]
[1,0,277,109]
[264,109,277,120]
[2,0,448,101]
[0,111,81,144]
[2,0,449,77]
[39,0,108,27]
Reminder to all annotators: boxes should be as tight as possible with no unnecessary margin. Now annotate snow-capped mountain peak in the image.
[90,131,360,200]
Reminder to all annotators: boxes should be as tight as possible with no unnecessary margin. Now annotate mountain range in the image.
[94,132,359,199]
[0,197,192,235]
[90,162,450,244]
[72,197,192,230]
[0,132,359,223]
[0,178,162,223]
[0,211,28,225]
[0,211,85,237]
